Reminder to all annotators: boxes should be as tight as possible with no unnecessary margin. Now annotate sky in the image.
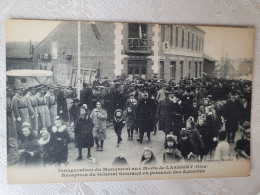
[6,20,61,43]
[6,20,254,62]
[198,25,254,61]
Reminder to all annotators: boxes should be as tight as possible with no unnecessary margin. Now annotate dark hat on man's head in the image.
[104,76,108,79]
[174,91,182,99]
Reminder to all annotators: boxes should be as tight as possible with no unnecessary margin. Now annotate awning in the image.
[6,69,53,77]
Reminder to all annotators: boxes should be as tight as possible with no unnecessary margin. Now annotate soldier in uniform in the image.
[7,87,17,147]
[35,86,51,131]
[45,86,57,126]
[24,87,38,131]
[12,87,29,141]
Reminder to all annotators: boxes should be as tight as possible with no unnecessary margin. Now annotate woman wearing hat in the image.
[74,104,94,160]
[90,100,107,151]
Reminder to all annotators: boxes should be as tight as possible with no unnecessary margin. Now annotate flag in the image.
[91,22,101,40]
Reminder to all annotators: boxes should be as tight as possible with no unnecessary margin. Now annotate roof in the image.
[6,42,38,58]
[6,69,53,77]
[203,54,217,62]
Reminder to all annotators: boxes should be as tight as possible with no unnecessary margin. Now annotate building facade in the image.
[157,25,205,83]
[32,22,206,86]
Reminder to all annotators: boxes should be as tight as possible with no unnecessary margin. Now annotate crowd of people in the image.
[6,75,252,167]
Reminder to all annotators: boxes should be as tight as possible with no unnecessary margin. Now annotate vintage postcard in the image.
[6,19,253,184]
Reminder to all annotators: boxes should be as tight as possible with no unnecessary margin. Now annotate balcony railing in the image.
[126,38,152,55]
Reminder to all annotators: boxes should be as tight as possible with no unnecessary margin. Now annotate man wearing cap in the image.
[45,86,57,126]
[35,86,52,130]
[12,87,29,141]
[24,87,38,131]
[136,90,157,143]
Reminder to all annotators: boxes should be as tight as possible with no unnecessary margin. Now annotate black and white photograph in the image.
[6,19,253,184]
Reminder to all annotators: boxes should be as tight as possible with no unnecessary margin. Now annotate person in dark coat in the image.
[126,95,137,140]
[74,105,94,160]
[80,83,94,110]
[222,93,241,143]
[56,87,69,122]
[172,92,184,138]
[156,90,174,135]
[177,130,194,161]
[113,109,126,147]
[240,97,251,125]
[50,116,71,166]
[69,98,80,126]
[185,117,204,157]
[18,122,41,167]
[136,90,157,143]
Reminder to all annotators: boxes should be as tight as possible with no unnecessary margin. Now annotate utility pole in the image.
[77,21,81,99]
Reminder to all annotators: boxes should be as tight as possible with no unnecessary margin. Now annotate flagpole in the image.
[77,21,81,99]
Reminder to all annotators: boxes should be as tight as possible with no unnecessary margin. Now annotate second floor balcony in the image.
[125,38,152,55]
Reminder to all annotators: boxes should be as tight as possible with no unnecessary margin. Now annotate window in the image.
[181,30,184,48]
[175,27,179,47]
[180,61,184,80]
[21,78,26,83]
[196,36,198,51]
[188,32,190,49]
[128,60,147,78]
[170,25,173,45]
[199,62,202,77]
[199,38,201,51]
[161,25,165,42]
[160,61,165,79]
[202,39,204,52]
[188,61,191,78]
[192,34,194,50]
[170,61,176,80]
[195,62,198,78]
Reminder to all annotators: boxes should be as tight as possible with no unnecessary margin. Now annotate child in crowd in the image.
[140,147,157,165]
[113,109,126,147]
[185,117,204,160]
[50,116,71,166]
[196,116,210,161]
[18,122,41,167]
[235,121,250,159]
[214,130,230,160]
[163,135,184,163]
[126,95,137,140]
[177,130,195,161]
[112,155,129,167]
[38,129,52,166]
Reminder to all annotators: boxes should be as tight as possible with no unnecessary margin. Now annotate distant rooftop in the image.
[6,42,38,58]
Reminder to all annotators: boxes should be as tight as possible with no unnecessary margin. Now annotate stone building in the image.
[157,24,205,83]
[32,21,206,86]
